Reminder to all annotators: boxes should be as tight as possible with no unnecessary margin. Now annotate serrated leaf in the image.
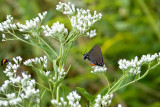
[77,87,94,102]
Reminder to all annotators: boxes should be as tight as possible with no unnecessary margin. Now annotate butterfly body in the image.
[83,45,104,66]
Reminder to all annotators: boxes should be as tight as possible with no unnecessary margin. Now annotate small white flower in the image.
[42,21,68,37]
[2,34,5,38]
[67,91,81,107]
[94,93,113,107]
[118,104,122,107]
[45,71,50,77]
[118,53,159,75]
[91,65,107,74]
[86,29,96,38]
[24,34,30,40]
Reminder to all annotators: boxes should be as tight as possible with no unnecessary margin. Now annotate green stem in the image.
[107,75,127,94]
[7,31,33,45]
[104,74,110,90]
[49,83,54,99]
[56,84,61,104]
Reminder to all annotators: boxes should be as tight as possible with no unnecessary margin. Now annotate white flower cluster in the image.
[52,68,66,81]
[17,11,47,32]
[43,71,50,77]
[24,34,31,40]
[0,15,17,32]
[23,55,47,68]
[67,91,81,107]
[118,53,159,75]
[118,104,122,107]
[86,29,96,38]
[51,97,67,107]
[58,68,66,77]
[56,2,75,15]
[51,91,81,107]
[56,2,102,34]
[70,8,102,33]
[0,56,40,106]
[94,93,113,107]
[42,21,68,37]
[91,65,107,74]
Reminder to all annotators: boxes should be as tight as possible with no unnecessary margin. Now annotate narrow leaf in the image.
[32,67,48,81]
[59,85,72,101]
[62,43,71,64]
[77,87,94,102]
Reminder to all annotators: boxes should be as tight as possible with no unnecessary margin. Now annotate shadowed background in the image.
[0,0,160,107]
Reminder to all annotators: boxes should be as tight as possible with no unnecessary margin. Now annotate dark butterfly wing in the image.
[87,45,103,63]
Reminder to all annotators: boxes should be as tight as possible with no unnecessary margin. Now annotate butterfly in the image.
[1,59,10,66]
[83,45,104,66]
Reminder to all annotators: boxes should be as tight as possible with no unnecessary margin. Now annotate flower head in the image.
[17,11,47,32]
[91,65,107,74]
[56,2,102,35]
[0,56,40,106]
[42,21,68,37]
[94,93,113,107]
[118,53,159,75]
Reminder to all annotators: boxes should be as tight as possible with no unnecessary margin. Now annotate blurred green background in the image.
[0,0,160,107]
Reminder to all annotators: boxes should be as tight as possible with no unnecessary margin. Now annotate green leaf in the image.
[55,64,71,87]
[62,43,72,64]
[59,85,72,101]
[28,38,56,60]
[99,88,108,96]
[66,64,71,74]
[38,43,56,60]
[32,67,48,82]
[53,59,57,73]
[111,77,125,93]
[77,87,94,102]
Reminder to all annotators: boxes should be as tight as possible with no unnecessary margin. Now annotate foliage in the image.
[0,0,160,107]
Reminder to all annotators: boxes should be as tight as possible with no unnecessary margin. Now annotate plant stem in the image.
[56,85,60,103]
[104,74,110,90]
[7,31,33,45]
[107,75,127,94]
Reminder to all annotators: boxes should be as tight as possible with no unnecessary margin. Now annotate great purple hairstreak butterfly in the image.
[83,45,104,66]
[1,59,10,66]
